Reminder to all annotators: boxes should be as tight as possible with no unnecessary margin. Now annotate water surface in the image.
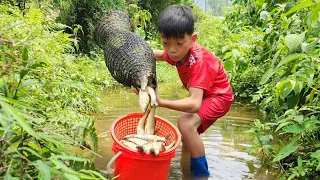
[93,83,277,179]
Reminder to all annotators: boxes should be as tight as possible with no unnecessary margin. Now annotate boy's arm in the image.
[156,87,203,113]
[153,50,165,61]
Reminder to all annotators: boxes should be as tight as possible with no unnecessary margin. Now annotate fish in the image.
[124,134,166,142]
[150,142,166,155]
[120,140,138,152]
[124,137,148,147]
[144,106,156,135]
[136,108,150,134]
[137,142,165,155]
[139,75,151,112]
[146,86,158,107]
[139,89,150,112]
[164,140,176,151]
[137,142,152,154]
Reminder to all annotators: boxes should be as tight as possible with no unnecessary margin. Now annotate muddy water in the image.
[93,83,277,180]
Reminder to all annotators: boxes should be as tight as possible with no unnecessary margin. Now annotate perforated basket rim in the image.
[111,113,181,156]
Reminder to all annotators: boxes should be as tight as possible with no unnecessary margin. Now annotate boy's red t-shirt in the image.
[163,43,233,101]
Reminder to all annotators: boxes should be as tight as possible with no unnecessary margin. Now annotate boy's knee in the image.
[177,113,201,133]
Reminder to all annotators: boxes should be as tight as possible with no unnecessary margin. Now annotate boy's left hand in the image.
[131,86,139,95]
[154,87,161,106]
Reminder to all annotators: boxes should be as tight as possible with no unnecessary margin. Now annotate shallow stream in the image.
[92,83,277,179]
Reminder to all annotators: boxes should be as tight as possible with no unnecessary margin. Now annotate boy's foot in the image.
[190,155,210,176]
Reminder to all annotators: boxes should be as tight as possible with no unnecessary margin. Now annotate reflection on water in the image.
[93,84,277,179]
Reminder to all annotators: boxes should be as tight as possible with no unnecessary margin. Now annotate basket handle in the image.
[106,151,122,175]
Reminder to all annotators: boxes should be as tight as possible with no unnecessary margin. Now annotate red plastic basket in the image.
[109,113,181,179]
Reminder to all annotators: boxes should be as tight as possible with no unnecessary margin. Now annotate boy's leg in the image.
[178,113,204,157]
[178,96,233,176]
[178,113,210,176]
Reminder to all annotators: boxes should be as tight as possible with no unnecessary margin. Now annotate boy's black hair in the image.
[158,5,194,39]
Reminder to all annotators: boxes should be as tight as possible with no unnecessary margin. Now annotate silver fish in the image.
[120,140,138,152]
[146,86,158,107]
[150,142,166,155]
[164,140,176,151]
[137,142,165,155]
[124,137,148,146]
[136,108,150,134]
[124,134,166,142]
[144,106,156,135]
[139,89,150,112]
[137,142,152,154]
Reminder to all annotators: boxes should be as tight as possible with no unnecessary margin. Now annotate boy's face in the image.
[160,33,197,63]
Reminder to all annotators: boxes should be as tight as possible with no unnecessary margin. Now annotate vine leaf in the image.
[285,0,315,16]
[284,32,306,52]
[273,136,299,162]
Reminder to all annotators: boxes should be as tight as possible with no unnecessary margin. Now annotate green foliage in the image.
[226,0,320,178]
[126,0,193,40]
[244,119,275,162]
[195,13,264,101]
[56,0,126,54]
[0,3,112,179]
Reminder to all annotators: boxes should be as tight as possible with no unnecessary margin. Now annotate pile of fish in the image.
[120,134,175,156]
[119,89,175,156]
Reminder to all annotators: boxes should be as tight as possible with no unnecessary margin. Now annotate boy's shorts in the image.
[197,95,233,134]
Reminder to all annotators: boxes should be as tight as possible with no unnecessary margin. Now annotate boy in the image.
[153,5,234,176]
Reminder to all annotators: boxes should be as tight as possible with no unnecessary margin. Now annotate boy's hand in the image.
[131,86,139,95]
[154,87,161,106]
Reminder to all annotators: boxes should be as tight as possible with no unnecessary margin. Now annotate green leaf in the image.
[54,155,88,162]
[294,115,304,124]
[0,101,36,136]
[20,69,29,79]
[50,157,80,175]
[40,135,64,147]
[284,32,306,52]
[79,170,108,180]
[272,49,282,66]
[285,0,315,16]
[275,121,292,132]
[31,63,43,69]
[21,79,38,87]
[309,88,316,103]
[259,66,277,85]
[303,120,319,131]
[223,59,234,72]
[287,93,299,109]
[310,150,320,169]
[283,80,294,99]
[283,124,303,133]
[293,81,303,95]
[22,46,29,61]
[223,52,233,59]
[307,5,320,28]
[5,174,19,180]
[297,156,303,167]
[273,144,299,162]
[32,160,51,180]
[0,96,37,110]
[232,49,240,58]
[276,54,305,69]
[19,147,42,158]
[64,173,81,180]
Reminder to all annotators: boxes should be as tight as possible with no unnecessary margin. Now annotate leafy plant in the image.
[0,3,112,179]
[226,0,320,178]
